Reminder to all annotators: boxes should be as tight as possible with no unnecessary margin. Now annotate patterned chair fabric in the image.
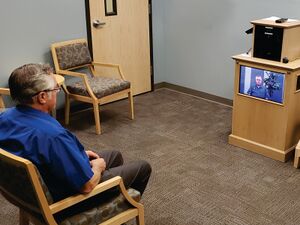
[0,108,6,113]
[0,154,54,205]
[56,42,92,70]
[0,155,47,224]
[57,188,141,225]
[67,76,130,98]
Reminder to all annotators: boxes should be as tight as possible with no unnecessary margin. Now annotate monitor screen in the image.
[239,65,285,104]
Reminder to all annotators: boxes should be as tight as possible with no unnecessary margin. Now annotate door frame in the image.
[84,0,154,91]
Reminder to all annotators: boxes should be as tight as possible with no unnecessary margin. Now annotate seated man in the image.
[0,63,151,202]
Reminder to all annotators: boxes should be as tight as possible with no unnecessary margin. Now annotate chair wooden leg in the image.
[19,209,29,225]
[294,146,300,168]
[135,206,145,225]
[128,90,134,120]
[65,95,70,125]
[295,157,300,168]
[93,102,101,135]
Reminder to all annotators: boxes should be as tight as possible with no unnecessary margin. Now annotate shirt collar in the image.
[16,105,56,121]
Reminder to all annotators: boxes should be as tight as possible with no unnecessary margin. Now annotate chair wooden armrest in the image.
[57,69,88,79]
[57,69,96,99]
[49,176,140,214]
[92,62,126,80]
[0,88,10,95]
[0,88,10,108]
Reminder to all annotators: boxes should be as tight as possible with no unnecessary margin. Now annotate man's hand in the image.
[90,157,106,172]
[80,157,106,194]
[85,150,100,160]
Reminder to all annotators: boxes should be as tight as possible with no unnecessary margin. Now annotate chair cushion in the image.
[56,42,92,70]
[57,188,141,225]
[67,77,130,98]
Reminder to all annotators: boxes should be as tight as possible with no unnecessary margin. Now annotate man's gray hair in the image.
[9,63,55,104]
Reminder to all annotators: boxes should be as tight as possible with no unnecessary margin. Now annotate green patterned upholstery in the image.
[0,159,53,205]
[56,42,92,70]
[0,154,46,223]
[57,188,141,225]
[67,77,130,98]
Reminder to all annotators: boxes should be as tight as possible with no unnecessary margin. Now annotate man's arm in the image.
[80,157,106,194]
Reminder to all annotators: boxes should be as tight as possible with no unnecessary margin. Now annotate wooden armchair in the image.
[0,87,10,110]
[0,148,145,225]
[51,39,134,135]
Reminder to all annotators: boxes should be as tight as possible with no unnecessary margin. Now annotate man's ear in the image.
[36,92,47,104]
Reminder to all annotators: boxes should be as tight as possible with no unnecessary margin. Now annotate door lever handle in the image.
[93,19,106,28]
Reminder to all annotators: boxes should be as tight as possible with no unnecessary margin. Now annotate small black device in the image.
[275,18,288,23]
[282,57,289,63]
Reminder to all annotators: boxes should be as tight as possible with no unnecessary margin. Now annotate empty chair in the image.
[51,39,134,134]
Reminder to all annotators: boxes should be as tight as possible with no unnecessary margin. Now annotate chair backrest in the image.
[51,39,92,72]
[0,88,10,109]
[0,148,57,224]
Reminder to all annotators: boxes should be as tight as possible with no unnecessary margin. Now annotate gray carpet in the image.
[1,88,300,225]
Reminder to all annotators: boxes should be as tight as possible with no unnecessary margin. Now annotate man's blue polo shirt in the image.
[0,105,93,201]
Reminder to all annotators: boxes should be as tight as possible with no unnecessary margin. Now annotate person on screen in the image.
[247,75,270,99]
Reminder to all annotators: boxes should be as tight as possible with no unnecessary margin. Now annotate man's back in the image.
[0,105,93,201]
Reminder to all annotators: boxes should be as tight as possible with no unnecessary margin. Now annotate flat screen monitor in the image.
[239,65,285,104]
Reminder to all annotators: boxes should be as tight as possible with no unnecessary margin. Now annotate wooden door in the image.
[89,0,152,95]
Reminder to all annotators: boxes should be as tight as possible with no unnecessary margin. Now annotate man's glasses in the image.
[31,86,61,97]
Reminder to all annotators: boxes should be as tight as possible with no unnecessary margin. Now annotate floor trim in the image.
[154,82,233,107]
